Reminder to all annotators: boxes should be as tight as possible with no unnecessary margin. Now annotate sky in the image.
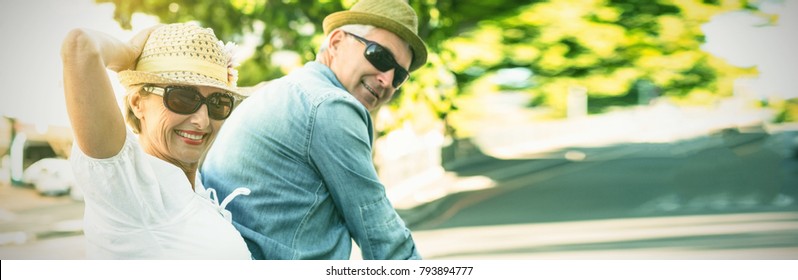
[701,0,798,100]
[0,0,157,128]
[0,0,796,129]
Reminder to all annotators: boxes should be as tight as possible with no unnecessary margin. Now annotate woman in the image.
[61,23,251,259]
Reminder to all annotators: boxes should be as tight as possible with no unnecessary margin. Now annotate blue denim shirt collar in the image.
[305,61,345,91]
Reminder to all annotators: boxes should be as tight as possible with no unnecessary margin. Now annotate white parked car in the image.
[22,158,78,199]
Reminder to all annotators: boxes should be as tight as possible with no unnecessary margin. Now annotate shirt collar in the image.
[304,61,345,91]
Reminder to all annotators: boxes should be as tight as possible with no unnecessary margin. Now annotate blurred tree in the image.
[98,0,760,134]
[97,0,347,84]
[95,0,527,135]
[441,0,759,118]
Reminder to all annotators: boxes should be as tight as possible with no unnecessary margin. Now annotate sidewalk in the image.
[0,182,85,259]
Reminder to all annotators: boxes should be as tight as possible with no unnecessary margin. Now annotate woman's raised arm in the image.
[60,27,156,158]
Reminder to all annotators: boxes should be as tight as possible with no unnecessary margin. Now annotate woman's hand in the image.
[106,24,162,72]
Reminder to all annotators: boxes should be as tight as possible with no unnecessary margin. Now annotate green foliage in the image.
[97,0,762,133]
[440,0,759,116]
[98,0,480,134]
[97,0,346,84]
[376,52,458,135]
[770,98,798,123]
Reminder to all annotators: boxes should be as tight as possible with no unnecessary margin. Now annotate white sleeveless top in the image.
[70,130,251,259]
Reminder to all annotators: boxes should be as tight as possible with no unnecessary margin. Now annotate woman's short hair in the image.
[123,85,146,134]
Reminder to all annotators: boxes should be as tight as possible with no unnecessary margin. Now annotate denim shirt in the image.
[201,62,421,260]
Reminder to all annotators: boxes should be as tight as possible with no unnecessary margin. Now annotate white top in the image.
[70,130,252,259]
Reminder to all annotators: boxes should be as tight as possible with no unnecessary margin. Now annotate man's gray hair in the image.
[316,24,375,62]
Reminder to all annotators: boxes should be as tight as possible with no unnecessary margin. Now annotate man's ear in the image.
[328,29,346,53]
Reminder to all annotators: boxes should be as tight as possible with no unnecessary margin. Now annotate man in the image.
[201,0,426,260]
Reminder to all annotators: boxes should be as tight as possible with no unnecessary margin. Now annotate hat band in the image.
[135,57,228,84]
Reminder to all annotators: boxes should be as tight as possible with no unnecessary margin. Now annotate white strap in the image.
[203,187,251,222]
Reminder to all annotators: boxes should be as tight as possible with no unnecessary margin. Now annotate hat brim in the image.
[323,11,428,72]
[118,70,250,98]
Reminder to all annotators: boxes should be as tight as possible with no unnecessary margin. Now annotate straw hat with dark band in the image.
[323,0,428,72]
[118,23,247,97]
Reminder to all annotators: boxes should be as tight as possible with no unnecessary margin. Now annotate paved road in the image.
[401,129,798,259]
[0,182,85,259]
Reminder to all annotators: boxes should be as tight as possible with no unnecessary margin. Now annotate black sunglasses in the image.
[142,85,236,120]
[343,31,410,89]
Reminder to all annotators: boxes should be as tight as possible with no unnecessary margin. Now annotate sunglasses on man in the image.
[142,85,236,120]
[343,31,410,89]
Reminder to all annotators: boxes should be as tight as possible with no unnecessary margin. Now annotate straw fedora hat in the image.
[118,23,246,97]
[323,0,428,72]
